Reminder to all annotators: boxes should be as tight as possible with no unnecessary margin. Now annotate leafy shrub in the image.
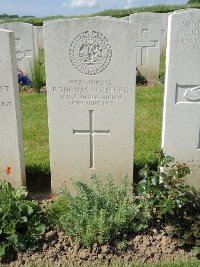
[136,150,200,252]
[136,150,191,220]
[29,58,46,93]
[48,175,149,247]
[0,181,46,259]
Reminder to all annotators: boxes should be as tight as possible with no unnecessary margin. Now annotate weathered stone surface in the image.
[44,18,136,192]
[0,29,25,187]
[162,10,200,188]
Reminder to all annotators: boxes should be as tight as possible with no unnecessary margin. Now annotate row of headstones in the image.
[1,9,200,192]
[0,12,171,82]
[0,9,197,83]
[0,23,43,75]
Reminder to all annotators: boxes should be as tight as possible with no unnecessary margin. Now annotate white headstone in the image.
[0,22,35,75]
[44,18,136,192]
[33,26,39,59]
[119,16,129,22]
[129,12,161,82]
[162,10,200,188]
[37,26,44,50]
[160,13,170,56]
[0,29,26,187]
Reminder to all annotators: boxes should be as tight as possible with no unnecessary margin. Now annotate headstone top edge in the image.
[0,28,13,34]
[43,17,131,28]
[0,22,33,26]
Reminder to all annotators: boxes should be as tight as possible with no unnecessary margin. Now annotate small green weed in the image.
[48,175,149,247]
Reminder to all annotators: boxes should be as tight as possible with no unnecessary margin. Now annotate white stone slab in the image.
[119,16,129,22]
[33,26,39,59]
[162,10,200,188]
[159,13,170,56]
[0,29,25,187]
[129,12,161,82]
[44,18,136,192]
[0,22,35,75]
[37,26,44,49]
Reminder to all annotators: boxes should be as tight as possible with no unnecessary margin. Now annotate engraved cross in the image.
[137,40,158,66]
[73,110,110,168]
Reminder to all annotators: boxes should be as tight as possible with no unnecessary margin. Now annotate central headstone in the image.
[162,10,200,188]
[44,18,136,192]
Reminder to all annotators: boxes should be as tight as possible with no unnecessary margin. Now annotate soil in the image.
[1,214,197,267]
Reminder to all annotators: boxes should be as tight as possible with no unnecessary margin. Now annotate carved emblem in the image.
[184,85,200,101]
[69,31,112,75]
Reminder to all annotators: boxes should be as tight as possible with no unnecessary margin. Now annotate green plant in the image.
[48,175,149,247]
[136,150,192,220]
[136,150,200,253]
[0,178,46,259]
[29,58,45,93]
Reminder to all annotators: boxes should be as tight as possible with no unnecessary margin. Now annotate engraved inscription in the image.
[73,110,110,168]
[175,84,200,103]
[0,85,11,107]
[70,31,112,75]
[52,79,129,106]
[0,102,11,107]
[177,20,200,50]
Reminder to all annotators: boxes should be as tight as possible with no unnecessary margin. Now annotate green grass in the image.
[128,261,200,267]
[20,93,49,176]
[134,84,164,171]
[159,55,166,84]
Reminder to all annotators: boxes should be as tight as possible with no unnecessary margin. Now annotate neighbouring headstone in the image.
[0,22,35,75]
[0,29,26,187]
[44,18,136,192]
[162,10,200,188]
[159,13,170,55]
[129,12,161,82]
[119,16,129,22]
[37,26,44,49]
[33,26,39,59]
